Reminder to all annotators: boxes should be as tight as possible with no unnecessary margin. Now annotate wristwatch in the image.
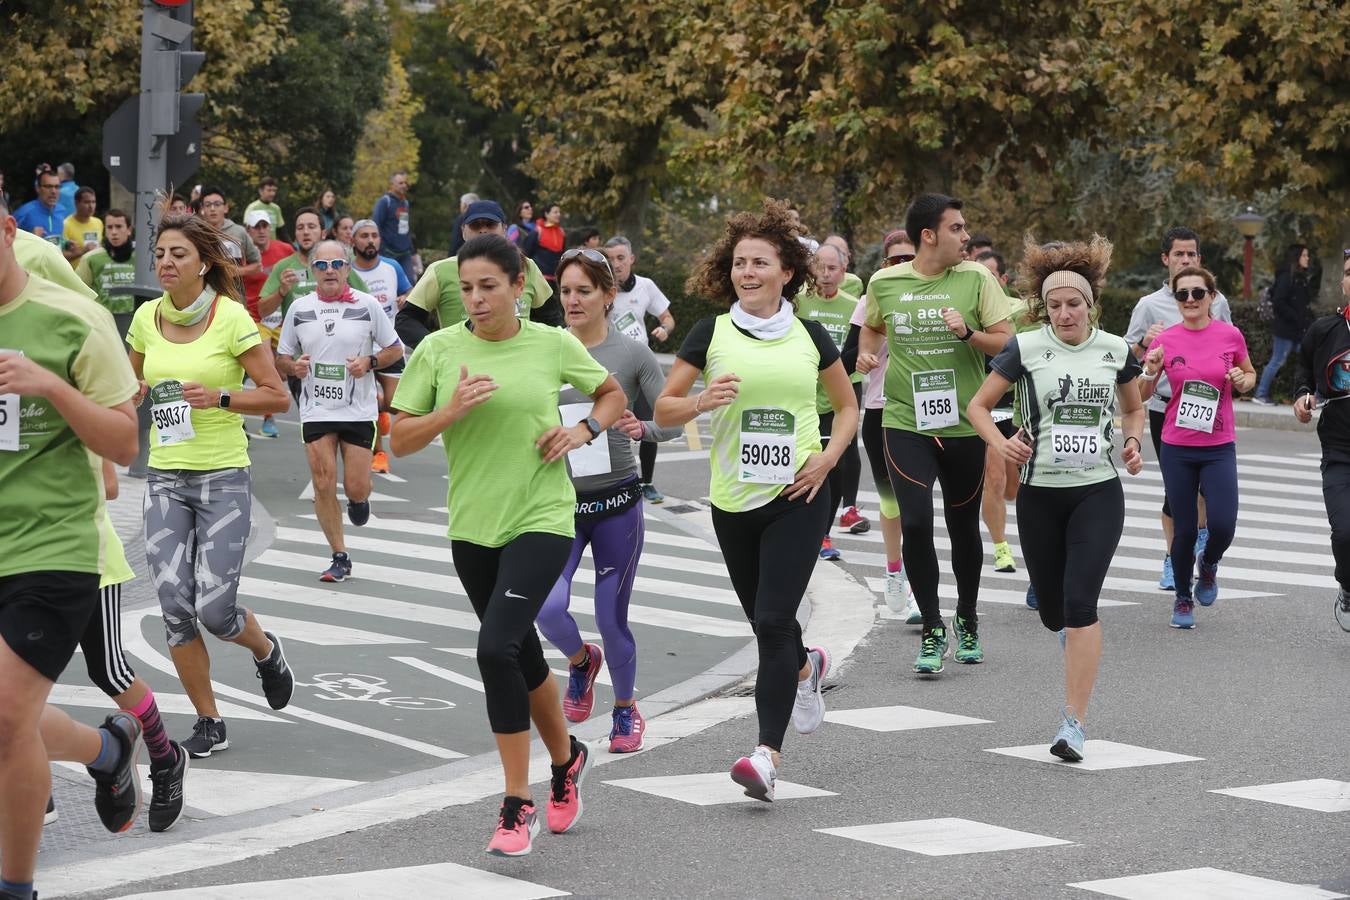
[218,390,232,409]
[957,327,974,342]
[368,354,379,372]
[583,416,603,444]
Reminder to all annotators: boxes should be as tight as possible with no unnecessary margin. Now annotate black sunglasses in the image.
[886,253,916,266]
[1175,287,1211,302]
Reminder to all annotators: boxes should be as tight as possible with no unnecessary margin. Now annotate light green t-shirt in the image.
[796,288,858,412]
[76,248,138,314]
[14,229,97,301]
[701,315,825,513]
[99,509,135,588]
[0,274,137,578]
[864,259,1012,436]
[841,272,864,300]
[406,256,553,326]
[392,320,609,547]
[260,253,367,317]
[991,326,1139,488]
[127,296,262,471]
[245,200,285,230]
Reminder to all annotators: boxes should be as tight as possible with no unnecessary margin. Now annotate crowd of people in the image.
[2,164,1349,897]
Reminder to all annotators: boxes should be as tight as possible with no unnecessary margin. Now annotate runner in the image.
[843,229,917,620]
[655,200,858,801]
[75,208,137,330]
[396,200,556,351]
[1293,250,1350,631]
[1139,266,1254,628]
[350,218,412,473]
[127,212,296,758]
[390,234,625,856]
[797,242,866,560]
[276,239,403,582]
[969,235,1145,761]
[1124,227,1233,590]
[603,235,676,504]
[822,234,865,303]
[857,193,1013,673]
[535,248,680,753]
[0,199,144,900]
[242,209,295,438]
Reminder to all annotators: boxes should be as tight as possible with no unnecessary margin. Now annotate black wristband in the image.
[1124,436,1142,450]
[958,328,974,342]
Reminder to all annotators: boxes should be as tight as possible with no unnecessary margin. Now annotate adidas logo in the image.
[1102,351,1116,362]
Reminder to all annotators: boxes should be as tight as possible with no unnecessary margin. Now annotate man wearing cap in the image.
[351,218,411,472]
[395,199,559,350]
[243,209,296,437]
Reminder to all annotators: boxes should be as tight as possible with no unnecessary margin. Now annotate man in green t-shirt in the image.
[76,208,137,320]
[0,202,147,893]
[858,193,1013,676]
[244,176,285,235]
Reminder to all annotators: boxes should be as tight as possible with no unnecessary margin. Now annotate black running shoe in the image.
[148,741,189,833]
[43,794,57,826]
[347,499,370,526]
[254,631,295,710]
[88,711,143,833]
[181,716,229,759]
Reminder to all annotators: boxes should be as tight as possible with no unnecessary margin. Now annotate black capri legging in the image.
[818,382,864,531]
[711,490,829,751]
[1016,479,1125,632]
[1149,407,1171,517]
[451,532,573,734]
[80,582,138,696]
[883,428,986,629]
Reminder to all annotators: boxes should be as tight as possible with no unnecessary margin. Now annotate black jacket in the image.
[1295,312,1350,463]
[1271,269,1313,341]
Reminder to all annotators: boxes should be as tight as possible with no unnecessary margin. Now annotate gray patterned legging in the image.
[144,467,252,646]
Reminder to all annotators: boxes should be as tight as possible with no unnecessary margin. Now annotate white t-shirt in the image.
[352,255,411,323]
[277,290,400,423]
[609,275,671,345]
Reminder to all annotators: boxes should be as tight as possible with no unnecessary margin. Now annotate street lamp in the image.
[1233,206,1266,301]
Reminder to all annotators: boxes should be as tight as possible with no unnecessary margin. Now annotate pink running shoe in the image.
[730,746,777,802]
[608,703,646,753]
[562,643,604,723]
[486,796,539,857]
[547,736,592,834]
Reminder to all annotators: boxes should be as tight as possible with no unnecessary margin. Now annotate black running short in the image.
[302,420,377,448]
[0,570,100,681]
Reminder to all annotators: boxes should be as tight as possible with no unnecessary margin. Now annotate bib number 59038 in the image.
[738,407,795,484]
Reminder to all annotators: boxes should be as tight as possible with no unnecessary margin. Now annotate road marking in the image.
[1209,779,1350,813]
[389,656,485,692]
[47,685,288,723]
[247,615,423,646]
[604,772,836,806]
[865,578,1138,608]
[824,705,994,732]
[297,481,407,503]
[985,740,1202,771]
[817,817,1072,856]
[1069,866,1344,899]
[238,577,484,631]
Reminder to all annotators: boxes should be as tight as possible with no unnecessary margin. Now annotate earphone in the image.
[198,264,207,277]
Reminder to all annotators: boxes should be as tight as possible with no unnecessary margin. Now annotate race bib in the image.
[991,408,1014,423]
[0,349,20,452]
[311,363,349,410]
[913,369,958,431]
[149,380,195,446]
[612,310,644,342]
[397,211,410,236]
[558,402,610,477]
[1050,404,1102,469]
[1176,380,1219,433]
[739,407,796,484]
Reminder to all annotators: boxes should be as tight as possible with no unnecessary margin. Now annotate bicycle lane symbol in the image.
[294,672,456,711]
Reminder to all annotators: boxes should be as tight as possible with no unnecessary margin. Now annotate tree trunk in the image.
[611,122,663,251]
[1319,218,1350,310]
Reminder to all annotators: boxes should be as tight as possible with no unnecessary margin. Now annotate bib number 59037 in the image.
[739,407,796,484]
[913,369,959,431]
[149,380,196,446]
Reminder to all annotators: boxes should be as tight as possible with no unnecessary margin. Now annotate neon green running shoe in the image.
[992,542,1015,573]
[953,615,984,664]
[914,626,950,674]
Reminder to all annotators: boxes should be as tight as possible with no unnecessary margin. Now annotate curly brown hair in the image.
[686,199,816,307]
[1016,233,1113,325]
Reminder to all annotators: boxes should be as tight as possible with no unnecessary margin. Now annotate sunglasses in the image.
[560,247,613,275]
[886,253,916,266]
[312,259,347,271]
[1174,287,1211,302]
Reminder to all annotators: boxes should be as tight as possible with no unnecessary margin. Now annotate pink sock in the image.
[887,559,902,574]
[129,690,177,769]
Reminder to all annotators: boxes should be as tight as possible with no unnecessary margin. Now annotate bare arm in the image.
[784,360,858,501]
[968,371,1028,467]
[655,358,738,428]
[181,344,289,415]
[1117,379,1146,474]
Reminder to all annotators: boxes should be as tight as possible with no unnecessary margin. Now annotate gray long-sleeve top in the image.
[559,326,681,493]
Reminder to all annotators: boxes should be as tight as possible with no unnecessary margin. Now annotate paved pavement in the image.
[37,411,1350,899]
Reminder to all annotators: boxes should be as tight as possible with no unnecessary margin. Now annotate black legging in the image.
[711,490,828,751]
[1016,480,1125,632]
[1321,460,1350,591]
[882,428,986,629]
[633,393,658,484]
[451,532,573,734]
[818,382,863,532]
[1149,408,1171,518]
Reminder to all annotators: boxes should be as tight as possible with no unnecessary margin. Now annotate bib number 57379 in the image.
[1176,380,1219,433]
[739,407,796,484]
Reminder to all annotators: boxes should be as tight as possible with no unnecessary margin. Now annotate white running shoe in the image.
[791,646,830,734]
[730,746,777,802]
[883,569,908,614]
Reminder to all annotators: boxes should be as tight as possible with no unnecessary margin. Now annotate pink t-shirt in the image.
[1157,319,1249,447]
[850,296,886,410]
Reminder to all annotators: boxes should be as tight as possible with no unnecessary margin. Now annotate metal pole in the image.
[1243,235,1254,301]
[132,0,167,301]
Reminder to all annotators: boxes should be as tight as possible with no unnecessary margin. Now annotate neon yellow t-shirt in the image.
[127,296,262,470]
[393,320,609,547]
[14,229,97,300]
[99,510,135,588]
[0,274,137,578]
[63,215,104,253]
[406,256,552,326]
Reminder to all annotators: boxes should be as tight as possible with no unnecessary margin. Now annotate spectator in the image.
[505,199,535,247]
[1254,243,1315,405]
[56,161,78,215]
[62,187,103,264]
[244,176,285,233]
[168,193,190,215]
[332,214,355,249]
[524,201,566,285]
[316,187,339,234]
[573,226,602,248]
[372,170,418,282]
[446,191,480,256]
[198,186,261,299]
[75,208,137,328]
[242,209,294,330]
[967,233,995,260]
[14,165,66,246]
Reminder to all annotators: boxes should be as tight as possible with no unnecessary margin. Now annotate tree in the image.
[349,53,423,219]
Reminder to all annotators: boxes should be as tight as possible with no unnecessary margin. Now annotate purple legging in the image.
[536,500,643,702]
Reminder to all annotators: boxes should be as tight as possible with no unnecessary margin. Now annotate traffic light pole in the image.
[131,1,168,300]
